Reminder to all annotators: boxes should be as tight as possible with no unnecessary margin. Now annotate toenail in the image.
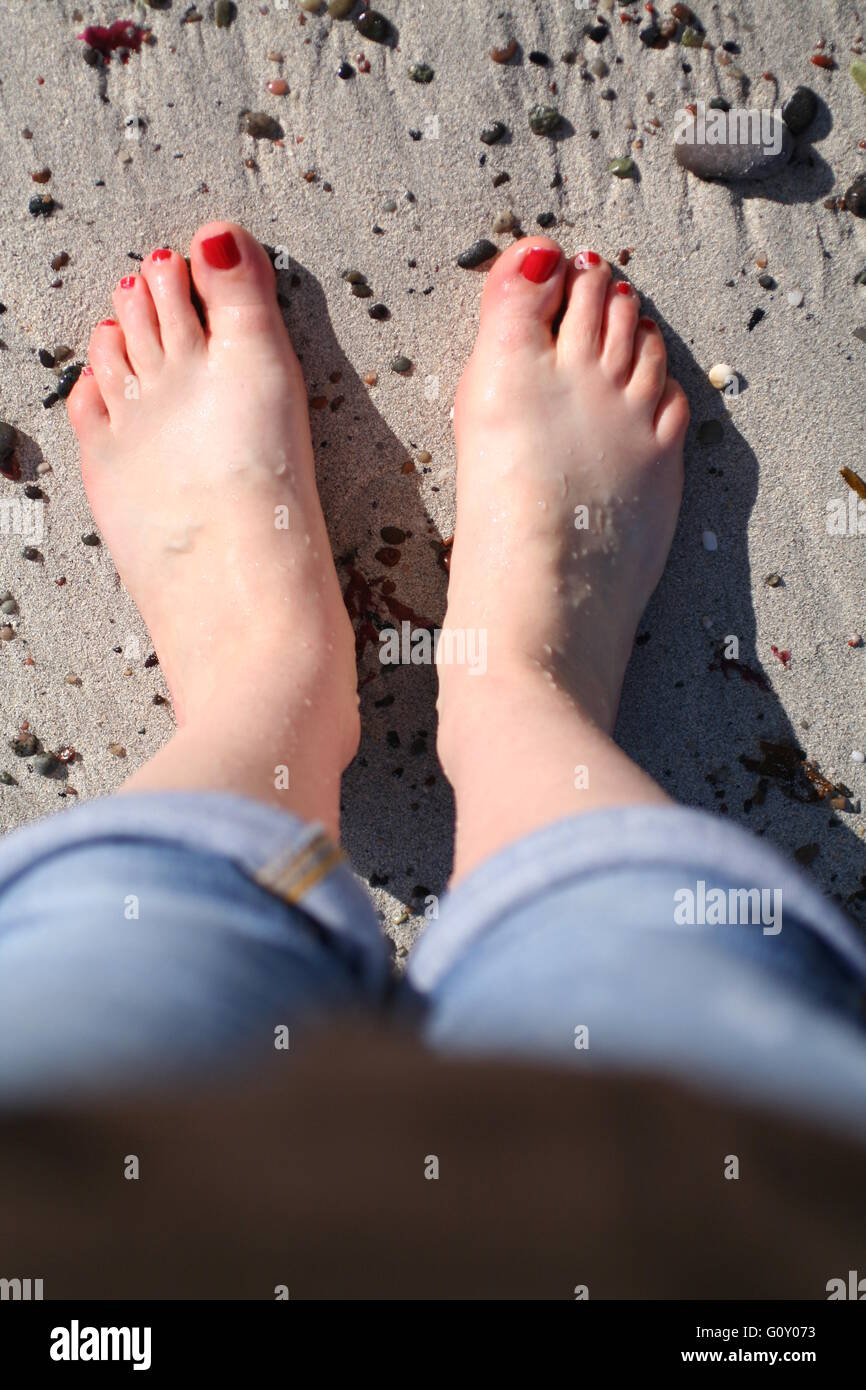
[151,248,172,262]
[119,276,136,290]
[575,251,601,269]
[201,231,241,270]
[98,319,117,327]
[615,282,632,296]
[519,246,561,284]
[81,366,94,376]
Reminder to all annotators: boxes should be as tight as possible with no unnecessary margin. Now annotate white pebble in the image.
[852,750,865,764]
[708,362,734,389]
[787,290,804,307]
[702,530,718,552]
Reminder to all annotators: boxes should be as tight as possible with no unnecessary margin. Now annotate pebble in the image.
[0,626,14,642]
[781,86,818,135]
[671,3,695,21]
[492,171,510,187]
[34,753,59,777]
[851,750,866,765]
[490,39,517,64]
[390,356,412,374]
[708,97,731,112]
[787,289,804,307]
[298,0,321,10]
[1,598,18,615]
[848,634,864,647]
[0,422,17,468]
[480,121,506,145]
[681,26,705,49]
[536,212,555,228]
[852,60,866,96]
[241,111,283,140]
[456,238,497,269]
[609,157,634,178]
[56,364,83,399]
[382,198,397,212]
[844,174,866,216]
[337,61,354,79]
[702,530,719,552]
[416,449,432,465]
[22,547,41,561]
[350,281,373,297]
[54,345,74,362]
[0,772,16,786]
[327,0,356,16]
[585,25,608,45]
[368,303,390,320]
[214,0,236,26]
[266,79,288,96]
[108,742,127,758]
[600,88,616,102]
[50,252,70,271]
[31,168,51,184]
[758,272,775,289]
[408,62,434,84]
[65,673,82,685]
[492,210,517,234]
[380,526,406,544]
[355,9,391,44]
[38,348,56,369]
[11,733,38,757]
[528,105,561,136]
[81,532,100,546]
[764,573,783,587]
[675,113,793,180]
[811,54,836,71]
[363,372,378,386]
[708,362,734,389]
[29,194,54,217]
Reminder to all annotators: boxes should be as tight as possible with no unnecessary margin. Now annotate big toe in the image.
[189,222,283,343]
[475,236,567,352]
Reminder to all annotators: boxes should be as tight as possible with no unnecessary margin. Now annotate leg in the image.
[435,238,688,881]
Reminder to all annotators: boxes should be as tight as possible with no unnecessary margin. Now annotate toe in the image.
[557,251,612,364]
[188,221,283,344]
[141,247,204,358]
[654,376,691,451]
[111,273,163,378]
[627,317,668,409]
[88,320,135,418]
[599,280,640,386]
[66,366,109,438]
[475,236,567,353]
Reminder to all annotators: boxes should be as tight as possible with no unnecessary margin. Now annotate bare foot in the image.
[67,222,358,830]
[437,238,690,877]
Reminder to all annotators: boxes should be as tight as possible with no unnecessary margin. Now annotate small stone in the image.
[363,372,378,386]
[214,0,236,26]
[38,348,56,369]
[0,626,14,641]
[848,634,864,647]
[490,39,517,65]
[342,269,366,284]
[675,112,793,180]
[758,273,775,289]
[350,281,373,298]
[852,60,866,96]
[337,60,354,79]
[659,19,678,41]
[590,59,609,78]
[844,174,866,216]
[702,531,718,552]
[355,9,391,43]
[368,303,390,320]
[851,750,865,764]
[408,62,434,83]
[708,362,734,389]
[56,363,83,399]
[680,26,704,49]
[609,157,634,178]
[747,307,765,331]
[327,0,356,15]
[708,97,731,113]
[382,198,397,212]
[639,23,663,48]
[65,673,82,685]
[81,532,100,546]
[298,0,322,10]
[375,546,401,567]
[528,105,561,136]
[671,3,695,21]
[29,194,54,217]
[380,525,406,544]
[241,111,283,140]
[536,212,555,228]
[390,355,412,374]
[108,742,127,758]
[416,449,432,465]
[456,238,497,269]
[268,51,284,62]
[266,78,288,96]
[34,753,60,777]
[1,598,18,615]
[600,87,616,102]
[697,420,723,446]
[0,422,17,468]
[811,54,836,71]
[50,252,70,271]
[480,121,506,146]
[787,289,804,307]
[31,168,51,184]
[53,345,74,363]
[764,573,783,587]
[0,771,16,786]
[781,86,818,135]
[153,693,168,705]
[492,171,510,187]
[11,733,38,757]
[586,24,608,45]
[492,210,517,234]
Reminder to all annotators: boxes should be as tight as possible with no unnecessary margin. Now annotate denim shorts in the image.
[1,792,865,1139]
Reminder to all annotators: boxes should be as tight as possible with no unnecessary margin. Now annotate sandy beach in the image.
[0,0,864,955]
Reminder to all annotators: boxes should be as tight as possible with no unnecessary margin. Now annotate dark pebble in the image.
[214,0,236,27]
[528,50,549,66]
[528,104,561,136]
[380,525,406,544]
[42,393,59,410]
[854,267,866,285]
[56,363,83,399]
[722,40,740,54]
[11,733,38,756]
[747,307,766,331]
[456,238,497,269]
[355,9,391,43]
[375,546,402,566]
[81,532,101,546]
[390,356,412,374]
[337,61,354,79]
[34,752,60,778]
[152,693,168,705]
[408,129,422,141]
[671,3,695,20]
[368,302,390,320]
[0,422,17,468]
[781,86,818,136]
[708,97,730,112]
[639,23,663,47]
[144,652,159,668]
[492,171,510,187]
[23,484,43,500]
[675,113,793,180]
[350,282,373,298]
[22,547,42,561]
[241,111,283,140]
[53,345,74,362]
[480,121,506,145]
[600,87,616,101]
[697,420,723,445]
[29,194,54,217]
[586,25,608,44]
[82,46,103,67]
[536,212,555,228]
[38,348,56,368]
[408,62,434,83]
[758,273,775,289]
[844,174,866,216]
[0,771,16,786]
[50,252,69,270]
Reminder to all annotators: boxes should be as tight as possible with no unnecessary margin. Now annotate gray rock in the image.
[674,110,793,180]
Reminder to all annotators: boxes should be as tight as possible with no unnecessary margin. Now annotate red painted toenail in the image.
[519,247,561,284]
[151,248,172,262]
[615,282,632,295]
[81,366,94,376]
[201,231,241,270]
[98,319,117,326]
[119,275,136,289]
[575,251,601,269]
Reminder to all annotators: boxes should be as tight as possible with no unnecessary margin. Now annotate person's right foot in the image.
[438,238,689,750]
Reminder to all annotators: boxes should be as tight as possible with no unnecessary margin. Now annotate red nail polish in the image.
[519,247,561,284]
[98,319,117,326]
[615,282,632,295]
[151,248,172,262]
[81,366,94,377]
[201,231,241,270]
[119,275,136,289]
[575,251,601,269]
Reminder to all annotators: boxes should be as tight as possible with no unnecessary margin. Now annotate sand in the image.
[0,0,864,956]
